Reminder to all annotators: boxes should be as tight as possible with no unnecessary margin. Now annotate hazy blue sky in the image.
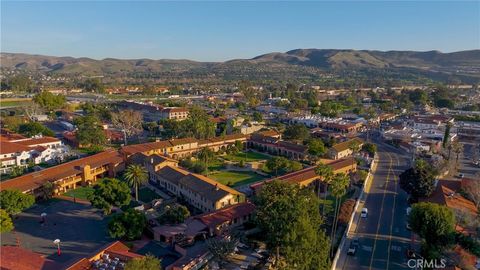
[1,1,479,61]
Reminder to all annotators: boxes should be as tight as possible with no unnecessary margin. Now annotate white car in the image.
[361,208,368,218]
[406,207,412,216]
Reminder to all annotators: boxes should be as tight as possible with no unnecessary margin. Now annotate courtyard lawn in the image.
[63,179,106,200]
[223,151,271,162]
[208,170,266,187]
[63,186,94,200]
[138,187,161,203]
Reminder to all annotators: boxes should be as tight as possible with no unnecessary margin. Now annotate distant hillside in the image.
[1,49,479,83]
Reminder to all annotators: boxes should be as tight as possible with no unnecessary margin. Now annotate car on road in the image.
[458,173,465,178]
[406,222,412,230]
[347,239,359,256]
[361,208,368,218]
[406,207,412,216]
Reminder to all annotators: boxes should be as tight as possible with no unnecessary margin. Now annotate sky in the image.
[1,1,479,61]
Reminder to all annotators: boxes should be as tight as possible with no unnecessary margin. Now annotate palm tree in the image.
[451,141,463,171]
[348,139,361,171]
[329,173,350,256]
[124,164,148,201]
[315,163,334,216]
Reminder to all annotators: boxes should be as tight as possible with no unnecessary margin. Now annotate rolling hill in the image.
[1,49,479,82]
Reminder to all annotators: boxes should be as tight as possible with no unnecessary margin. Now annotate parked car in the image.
[406,207,412,216]
[458,173,465,178]
[361,208,368,218]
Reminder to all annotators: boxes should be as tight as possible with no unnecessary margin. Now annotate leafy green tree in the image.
[9,166,26,178]
[33,92,66,111]
[0,190,35,215]
[185,106,216,139]
[125,254,161,270]
[308,138,326,157]
[400,159,437,199]
[1,116,24,132]
[408,89,428,105]
[9,75,34,93]
[41,182,55,200]
[287,161,303,172]
[108,208,146,240]
[88,178,131,214]
[74,115,107,147]
[18,122,55,137]
[283,124,310,142]
[206,237,237,266]
[252,111,263,122]
[81,78,105,93]
[158,205,190,224]
[409,202,455,258]
[443,122,452,148]
[255,181,331,269]
[124,164,148,201]
[318,101,345,117]
[266,157,289,176]
[0,209,14,233]
[361,143,377,157]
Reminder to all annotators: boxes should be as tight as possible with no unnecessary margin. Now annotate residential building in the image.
[0,134,70,174]
[249,131,307,160]
[150,165,245,213]
[0,150,124,198]
[327,138,364,159]
[250,157,357,194]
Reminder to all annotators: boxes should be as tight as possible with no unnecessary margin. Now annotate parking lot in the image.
[2,199,112,265]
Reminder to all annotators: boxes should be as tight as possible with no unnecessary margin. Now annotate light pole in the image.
[53,239,61,256]
[40,213,47,224]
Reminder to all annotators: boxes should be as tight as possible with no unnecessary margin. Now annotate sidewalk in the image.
[333,155,378,270]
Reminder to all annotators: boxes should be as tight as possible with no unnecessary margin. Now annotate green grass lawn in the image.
[138,187,161,202]
[63,186,94,200]
[208,170,266,187]
[0,100,32,107]
[223,151,271,162]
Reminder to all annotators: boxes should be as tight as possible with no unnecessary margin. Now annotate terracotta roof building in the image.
[0,150,124,198]
[66,241,143,270]
[0,246,59,270]
[150,165,245,213]
[250,157,357,193]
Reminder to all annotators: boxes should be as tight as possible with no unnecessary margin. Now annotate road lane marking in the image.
[368,151,394,270]
[386,153,401,270]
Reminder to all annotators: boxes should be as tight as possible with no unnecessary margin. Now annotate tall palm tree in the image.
[329,173,350,256]
[124,164,148,201]
[315,163,334,216]
[348,139,361,170]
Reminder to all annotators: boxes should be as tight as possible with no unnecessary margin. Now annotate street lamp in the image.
[53,239,61,256]
[40,213,47,224]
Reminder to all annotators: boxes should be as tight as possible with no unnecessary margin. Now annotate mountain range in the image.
[2,49,480,82]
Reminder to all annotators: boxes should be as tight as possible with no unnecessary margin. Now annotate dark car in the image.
[347,239,359,256]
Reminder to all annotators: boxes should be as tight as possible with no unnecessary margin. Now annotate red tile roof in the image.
[0,141,32,154]
[194,202,255,228]
[13,137,60,146]
[0,246,58,270]
[420,180,478,215]
[0,150,124,192]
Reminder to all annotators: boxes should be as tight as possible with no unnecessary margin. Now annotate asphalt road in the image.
[457,141,480,179]
[340,143,413,270]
